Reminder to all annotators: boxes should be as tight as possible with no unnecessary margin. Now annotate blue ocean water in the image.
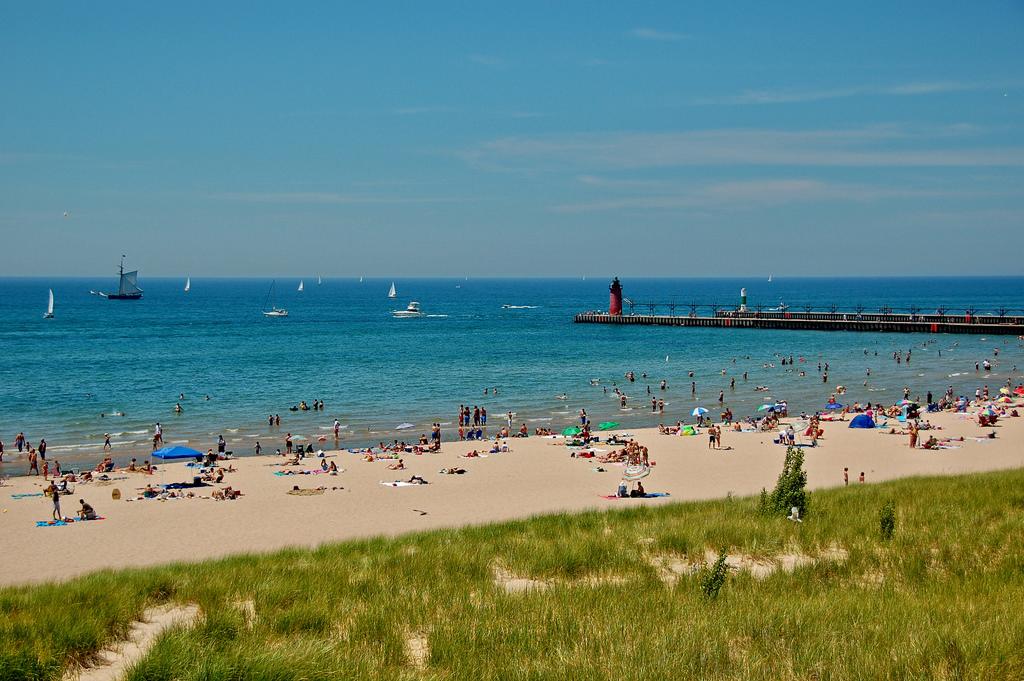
[1,276,1022,472]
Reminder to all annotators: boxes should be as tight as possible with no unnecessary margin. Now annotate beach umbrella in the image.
[622,463,650,481]
[151,445,203,461]
[824,402,844,410]
[562,426,582,436]
[1014,387,1024,396]
[756,404,775,412]
[997,396,1013,403]
[999,387,1011,395]
[597,421,619,431]
[896,399,916,406]
[691,407,708,417]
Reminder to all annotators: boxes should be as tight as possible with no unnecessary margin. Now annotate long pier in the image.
[574,310,1024,335]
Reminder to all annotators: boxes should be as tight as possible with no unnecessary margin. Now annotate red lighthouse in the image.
[609,277,623,316]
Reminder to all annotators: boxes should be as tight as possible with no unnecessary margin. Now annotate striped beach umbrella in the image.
[691,407,709,416]
[622,464,650,481]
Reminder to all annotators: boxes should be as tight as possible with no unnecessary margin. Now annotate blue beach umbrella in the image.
[824,402,844,410]
[756,404,775,412]
[691,407,708,417]
[151,445,203,460]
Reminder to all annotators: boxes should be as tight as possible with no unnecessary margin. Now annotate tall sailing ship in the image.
[100,256,143,300]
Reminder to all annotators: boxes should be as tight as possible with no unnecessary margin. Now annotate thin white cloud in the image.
[469,54,506,67]
[696,80,1015,105]
[629,27,689,42]
[211,192,471,205]
[464,125,1024,171]
[553,178,998,213]
[392,106,457,116]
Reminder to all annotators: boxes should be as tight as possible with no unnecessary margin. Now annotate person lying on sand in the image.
[439,467,466,475]
[387,459,406,470]
[213,486,242,500]
[406,475,427,484]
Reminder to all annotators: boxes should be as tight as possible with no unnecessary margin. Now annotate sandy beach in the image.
[2,409,1022,587]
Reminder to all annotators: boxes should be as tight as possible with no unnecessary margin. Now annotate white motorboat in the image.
[392,301,423,318]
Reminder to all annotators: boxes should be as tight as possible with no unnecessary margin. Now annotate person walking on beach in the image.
[28,449,38,475]
[859,472,865,484]
[217,435,226,455]
[333,420,341,438]
[909,422,919,449]
[38,438,47,460]
[0,438,4,463]
[103,433,111,450]
[15,432,25,453]
[254,441,262,456]
[843,467,849,486]
[285,433,293,454]
[50,483,62,521]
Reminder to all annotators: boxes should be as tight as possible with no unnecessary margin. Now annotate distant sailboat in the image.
[298,280,304,292]
[768,274,773,283]
[44,289,54,319]
[184,276,191,293]
[317,274,322,285]
[262,281,288,317]
[388,282,397,299]
[99,255,143,300]
[359,276,364,283]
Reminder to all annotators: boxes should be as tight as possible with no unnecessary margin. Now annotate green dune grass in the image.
[2,469,1023,680]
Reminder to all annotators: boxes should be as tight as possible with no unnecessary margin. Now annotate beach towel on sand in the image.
[11,493,45,499]
[380,481,427,487]
[36,517,105,527]
[599,493,670,500]
[273,470,325,476]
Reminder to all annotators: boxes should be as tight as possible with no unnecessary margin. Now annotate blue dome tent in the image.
[848,414,875,429]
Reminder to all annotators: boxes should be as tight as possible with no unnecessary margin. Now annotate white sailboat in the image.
[768,274,773,283]
[359,276,364,283]
[44,289,54,319]
[262,281,288,317]
[298,280,304,292]
[317,274,322,285]
[184,276,191,293]
[388,282,397,299]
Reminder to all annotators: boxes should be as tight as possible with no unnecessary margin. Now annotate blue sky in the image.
[2,2,1022,276]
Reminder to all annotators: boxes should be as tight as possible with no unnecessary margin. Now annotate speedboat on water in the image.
[392,301,423,318]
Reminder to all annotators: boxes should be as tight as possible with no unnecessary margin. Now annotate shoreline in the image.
[2,408,1022,588]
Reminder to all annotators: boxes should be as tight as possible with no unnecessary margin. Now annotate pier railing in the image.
[618,299,1024,321]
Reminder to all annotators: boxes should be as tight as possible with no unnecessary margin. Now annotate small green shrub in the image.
[880,501,896,541]
[699,549,728,600]
[759,447,809,519]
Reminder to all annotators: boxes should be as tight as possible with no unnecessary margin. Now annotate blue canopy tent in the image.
[151,445,203,460]
[849,414,875,429]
